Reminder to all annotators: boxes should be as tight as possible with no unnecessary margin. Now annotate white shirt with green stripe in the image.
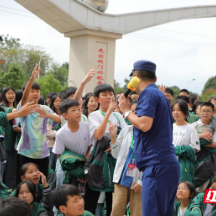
[88,110,127,147]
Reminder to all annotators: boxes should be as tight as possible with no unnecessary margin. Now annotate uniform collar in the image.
[197,119,210,126]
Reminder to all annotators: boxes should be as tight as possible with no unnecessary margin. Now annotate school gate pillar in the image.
[65,30,122,93]
[15,0,216,94]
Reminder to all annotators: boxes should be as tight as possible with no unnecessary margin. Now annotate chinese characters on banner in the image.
[96,43,107,85]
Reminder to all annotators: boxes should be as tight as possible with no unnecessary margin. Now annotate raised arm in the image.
[21,64,41,106]
[74,68,95,101]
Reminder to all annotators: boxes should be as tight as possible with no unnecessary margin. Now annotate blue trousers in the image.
[142,162,180,216]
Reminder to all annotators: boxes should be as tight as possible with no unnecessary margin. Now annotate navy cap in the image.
[130,60,156,76]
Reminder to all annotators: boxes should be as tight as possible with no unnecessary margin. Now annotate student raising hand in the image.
[21,64,41,106]
[83,68,96,84]
[159,84,166,94]
[74,68,96,102]
[31,64,41,80]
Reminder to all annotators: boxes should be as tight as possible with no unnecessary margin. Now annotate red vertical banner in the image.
[96,43,107,85]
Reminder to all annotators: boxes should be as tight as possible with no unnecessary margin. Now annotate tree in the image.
[47,62,68,86]
[0,35,53,81]
[36,74,63,98]
[114,79,126,94]
[0,64,24,90]
[200,89,216,102]
[123,78,130,89]
[23,46,52,78]
[0,34,21,50]
[202,76,216,93]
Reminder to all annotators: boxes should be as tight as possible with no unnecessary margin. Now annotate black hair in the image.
[0,197,31,216]
[22,82,41,92]
[175,95,190,104]
[131,99,138,106]
[32,82,41,90]
[60,89,67,101]
[15,181,36,200]
[188,94,198,106]
[65,87,77,98]
[51,184,81,210]
[84,92,93,100]
[179,89,190,96]
[192,101,203,114]
[82,93,98,117]
[38,96,48,106]
[1,86,16,107]
[201,102,214,112]
[59,99,79,114]
[20,163,39,177]
[50,93,62,113]
[178,181,195,200]
[172,99,189,121]
[94,83,115,98]
[165,88,174,96]
[47,92,56,99]
[134,70,156,82]
[15,90,23,105]
[130,91,139,96]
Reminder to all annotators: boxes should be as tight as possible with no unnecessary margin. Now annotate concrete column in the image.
[65,30,122,95]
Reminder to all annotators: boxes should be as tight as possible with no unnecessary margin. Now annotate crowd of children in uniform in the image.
[0,64,216,216]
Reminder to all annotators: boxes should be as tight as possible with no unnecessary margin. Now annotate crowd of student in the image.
[0,63,216,216]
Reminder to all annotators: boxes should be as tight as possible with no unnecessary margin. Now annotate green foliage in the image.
[114,79,126,94]
[0,34,21,50]
[47,62,68,86]
[0,35,52,83]
[0,64,24,89]
[0,34,70,98]
[36,74,63,98]
[202,76,216,93]
[199,89,216,102]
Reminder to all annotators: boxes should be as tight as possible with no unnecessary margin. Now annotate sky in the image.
[1,0,216,94]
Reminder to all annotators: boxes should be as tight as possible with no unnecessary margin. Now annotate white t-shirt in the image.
[203,203,214,216]
[52,121,91,157]
[178,207,186,216]
[88,110,127,146]
[173,123,200,150]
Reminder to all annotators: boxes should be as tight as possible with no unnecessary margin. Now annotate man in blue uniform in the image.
[118,60,180,216]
